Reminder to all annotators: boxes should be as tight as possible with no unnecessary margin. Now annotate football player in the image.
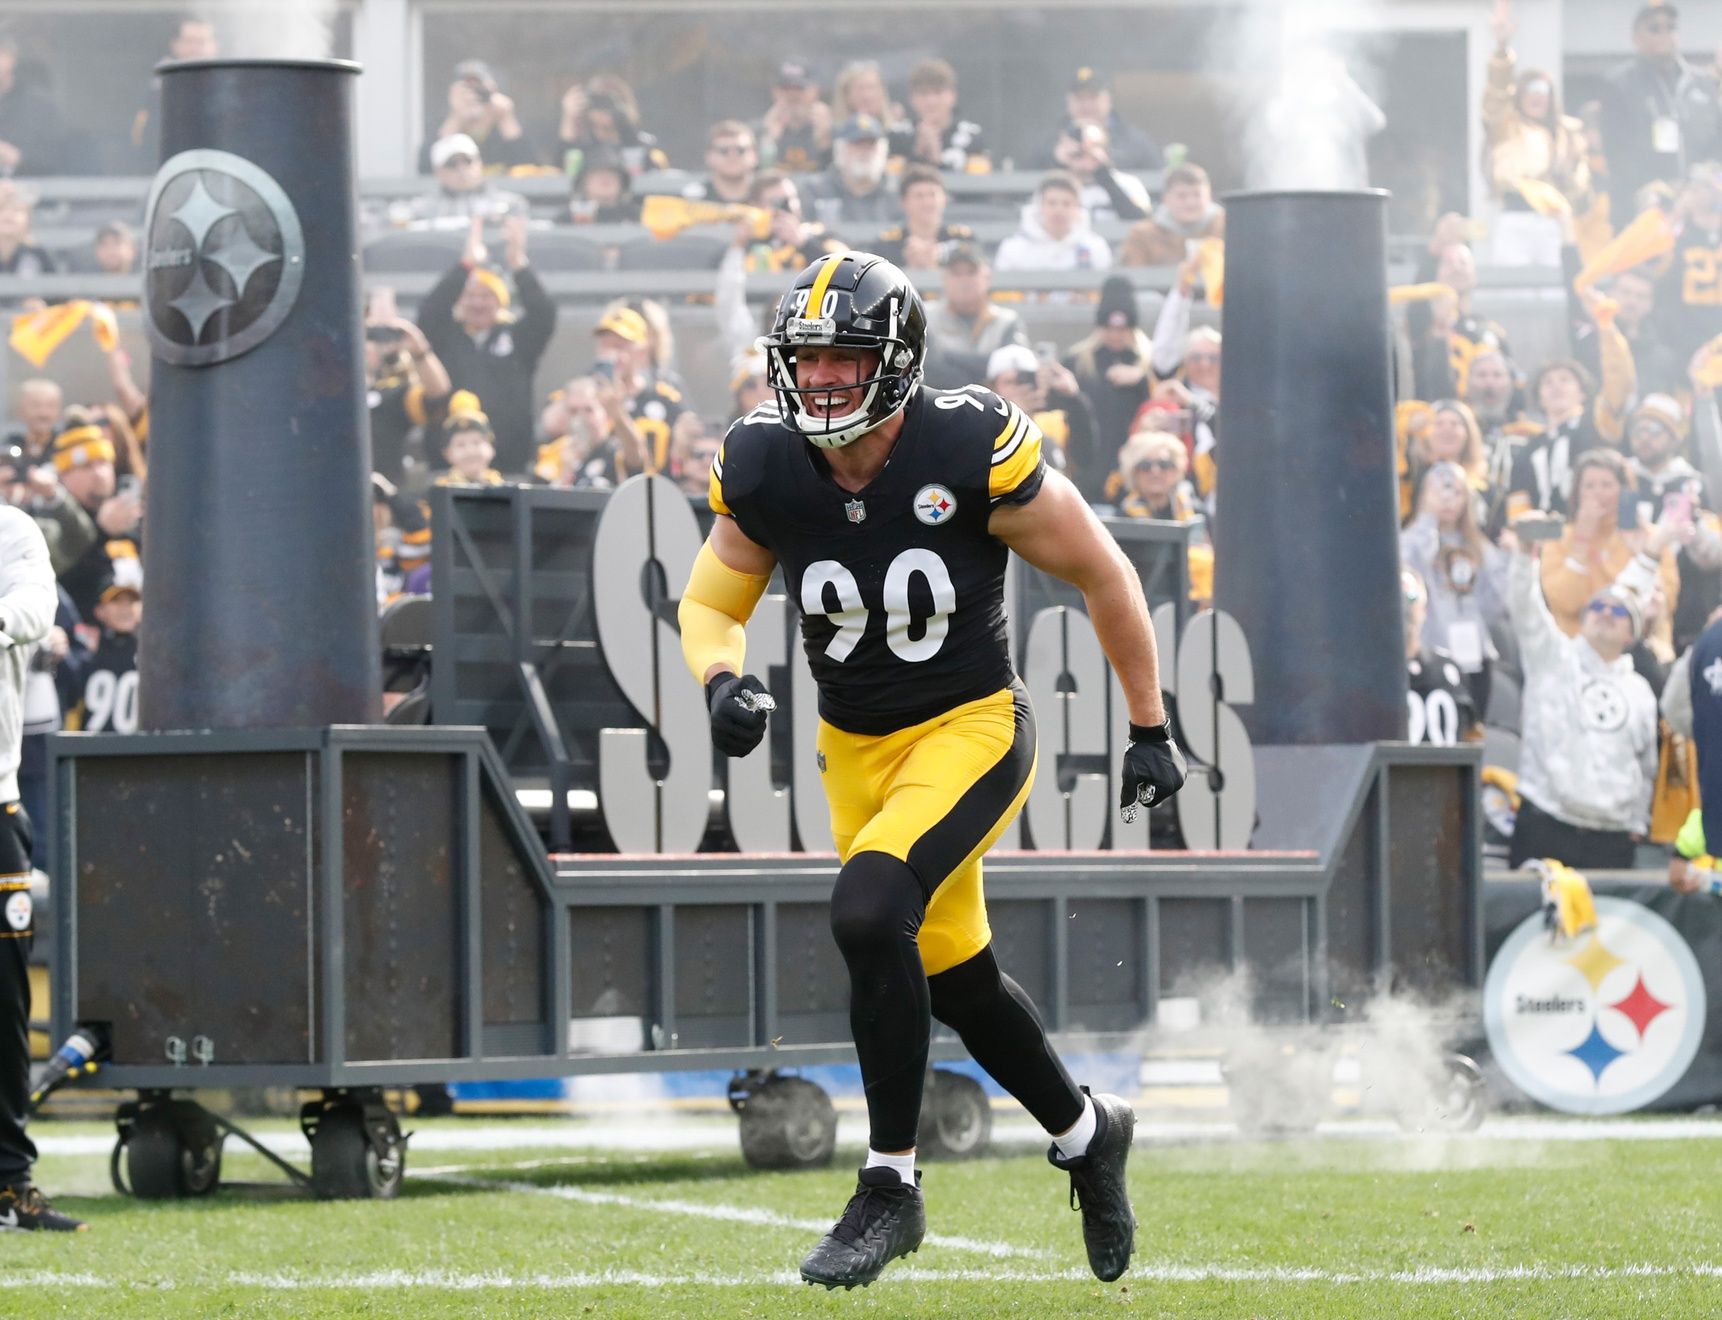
[679,252,1186,1288]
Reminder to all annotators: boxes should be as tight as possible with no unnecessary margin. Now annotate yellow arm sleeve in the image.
[679,540,771,685]
[1593,318,1637,444]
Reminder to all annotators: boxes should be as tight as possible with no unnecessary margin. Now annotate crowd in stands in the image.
[3,4,1722,874]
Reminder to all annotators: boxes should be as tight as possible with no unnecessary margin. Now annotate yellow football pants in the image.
[817,684,1036,975]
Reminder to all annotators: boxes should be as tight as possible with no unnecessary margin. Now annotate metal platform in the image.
[50,733,1478,1092]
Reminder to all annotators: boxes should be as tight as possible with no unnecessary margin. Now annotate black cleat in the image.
[799,1166,925,1289]
[0,1183,87,1232]
[1048,1089,1135,1281]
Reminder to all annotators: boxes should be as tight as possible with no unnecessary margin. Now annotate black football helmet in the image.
[762,252,927,449]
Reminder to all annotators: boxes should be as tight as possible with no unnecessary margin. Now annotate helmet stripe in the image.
[804,253,845,320]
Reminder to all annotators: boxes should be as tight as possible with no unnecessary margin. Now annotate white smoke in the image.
[1218,1,1390,191]
[1153,964,1488,1139]
[205,1,337,62]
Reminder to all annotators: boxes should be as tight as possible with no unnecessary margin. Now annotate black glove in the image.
[1119,720,1188,823]
[707,672,774,757]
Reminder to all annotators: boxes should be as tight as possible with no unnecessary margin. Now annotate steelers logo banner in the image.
[143,149,305,367]
[1484,897,1706,1114]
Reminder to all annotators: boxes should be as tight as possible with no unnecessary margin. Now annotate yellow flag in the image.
[1195,237,1225,307]
[1575,206,1675,292]
[9,300,91,368]
[1697,333,1722,390]
[1511,177,1572,218]
[1389,282,1454,306]
[639,194,770,242]
[86,301,119,353]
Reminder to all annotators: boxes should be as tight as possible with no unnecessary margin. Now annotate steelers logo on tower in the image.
[1484,897,1705,1114]
[143,149,305,367]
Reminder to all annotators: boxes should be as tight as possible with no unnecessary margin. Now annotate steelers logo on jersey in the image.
[914,484,957,526]
[1579,678,1629,732]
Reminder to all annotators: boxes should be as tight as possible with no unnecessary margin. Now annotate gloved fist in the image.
[707,672,775,757]
[1119,721,1187,823]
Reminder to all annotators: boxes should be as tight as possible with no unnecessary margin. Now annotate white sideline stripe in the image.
[9,1263,1722,1290]
[429,1172,1055,1260]
[30,1113,1722,1160]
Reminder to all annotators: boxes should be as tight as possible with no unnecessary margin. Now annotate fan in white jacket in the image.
[0,506,56,804]
[1507,547,1658,846]
[992,177,1112,273]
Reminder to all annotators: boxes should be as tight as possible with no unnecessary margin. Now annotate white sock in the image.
[1052,1095,1098,1160]
[864,1148,917,1186]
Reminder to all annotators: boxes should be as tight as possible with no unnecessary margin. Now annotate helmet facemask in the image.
[764,339,915,450]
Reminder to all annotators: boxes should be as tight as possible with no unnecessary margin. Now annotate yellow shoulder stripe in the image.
[708,441,731,516]
[989,409,1044,500]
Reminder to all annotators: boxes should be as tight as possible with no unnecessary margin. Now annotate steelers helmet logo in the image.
[3,891,29,933]
[143,149,305,367]
[1578,678,1628,732]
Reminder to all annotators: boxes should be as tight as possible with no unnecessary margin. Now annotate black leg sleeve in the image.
[929,944,1085,1135]
[829,850,931,1153]
[0,803,37,1187]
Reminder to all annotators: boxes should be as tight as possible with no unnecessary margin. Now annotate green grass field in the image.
[9,1112,1722,1318]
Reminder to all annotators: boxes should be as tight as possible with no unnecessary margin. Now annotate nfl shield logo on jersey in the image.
[914,484,957,525]
[845,499,867,524]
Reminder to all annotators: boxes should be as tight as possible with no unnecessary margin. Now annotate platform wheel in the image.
[1225,1044,1331,1137]
[735,1075,837,1170]
[307,1101,405,1200]
[919,1070,993,1160]
[119,1100,223,1200]
[1396,1053,1488,1133]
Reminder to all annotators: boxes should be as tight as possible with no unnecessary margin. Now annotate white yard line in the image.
[427,1171,1055,1260]
[9,1262,1722,1289]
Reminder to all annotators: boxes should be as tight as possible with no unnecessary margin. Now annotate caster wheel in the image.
[1396,1054,1488,1133]
[122,1102,223,1200]
[736,1075,837,1170]
[1226,1045,1330,1136]
[310,1105,405,1200]
[920,1071,992,1160]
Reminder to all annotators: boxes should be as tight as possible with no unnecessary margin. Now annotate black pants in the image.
[1508,798,1637,871]
[830,851,1084,1152]
[0,802,34,1186]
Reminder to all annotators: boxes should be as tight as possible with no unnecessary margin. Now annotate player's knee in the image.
[829,851,926,961]
[927,945,1005,1030]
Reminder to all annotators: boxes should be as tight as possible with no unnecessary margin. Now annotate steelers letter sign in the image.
[1484,897,1706,1114]
[143,149,305,367]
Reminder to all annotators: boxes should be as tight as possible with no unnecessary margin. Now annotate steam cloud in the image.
[1155,965,1487,1137]
[204,0,336,62]
[1219,1,1389,191]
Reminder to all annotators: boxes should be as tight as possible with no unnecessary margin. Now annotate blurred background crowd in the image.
[0,1,1719,872]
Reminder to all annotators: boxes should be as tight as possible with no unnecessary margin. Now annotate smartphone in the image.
[1663,489,1695,526]
[1034,341,1058,365]
[1516,514,1567,542]
[592,359,616,382]
[1618,488,1640,531]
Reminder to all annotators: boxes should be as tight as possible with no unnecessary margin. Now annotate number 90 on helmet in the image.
[762,251,928,450]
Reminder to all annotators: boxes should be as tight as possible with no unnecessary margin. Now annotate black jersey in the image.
[1407,647,1476,748]
[1658,221,1722,362]
[711,385,1046,735]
